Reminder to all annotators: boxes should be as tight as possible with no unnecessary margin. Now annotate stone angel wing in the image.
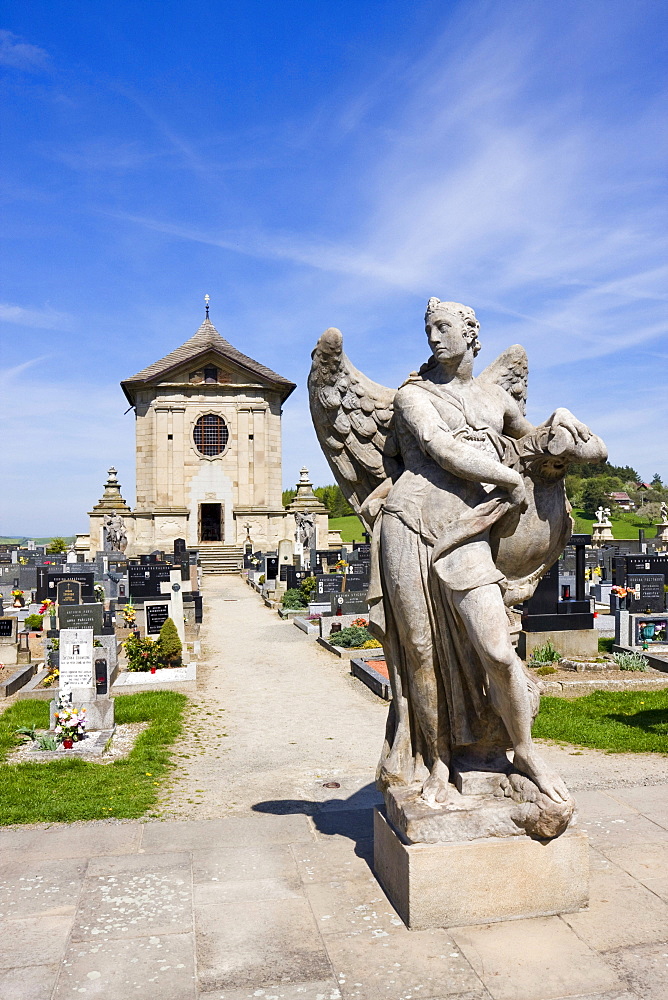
[308,328,402,517]
[476,344,528,415]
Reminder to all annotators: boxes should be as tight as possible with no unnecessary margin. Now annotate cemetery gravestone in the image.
[47,573,94,600]
[58,602,104,635]
[316,574,343,596]
[58,628,94,694]
[330,592,368,615]
[128,564,171,598]
[144,601,170,637]
[635,618,667,646]
[57,579,82,606]
[627,574,666,613]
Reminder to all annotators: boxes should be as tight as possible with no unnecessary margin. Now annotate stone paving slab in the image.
[450,916,622,1000]
[53,930,197,999]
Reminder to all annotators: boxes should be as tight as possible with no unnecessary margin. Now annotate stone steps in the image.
[198,545,243,575]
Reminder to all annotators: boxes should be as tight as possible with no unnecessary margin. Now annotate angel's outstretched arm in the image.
[397,386,522,495]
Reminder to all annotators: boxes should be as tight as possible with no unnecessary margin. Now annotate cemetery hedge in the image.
[533,690,668,753]
[0,691,186,825]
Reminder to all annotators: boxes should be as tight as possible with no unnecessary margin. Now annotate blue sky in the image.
[1,0,666,535]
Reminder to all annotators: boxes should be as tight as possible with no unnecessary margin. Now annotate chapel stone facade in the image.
[111,311,295,555]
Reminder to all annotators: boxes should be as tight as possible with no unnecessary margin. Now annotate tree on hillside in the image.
[46,537,67,554]
[569,461,639,482]
[651,473,663,487]
[315,484,354,518]
[581,479,613,517]
[282,489,297,507]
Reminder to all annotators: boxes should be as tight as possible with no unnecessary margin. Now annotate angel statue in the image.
[309,298,606,842]
[294,511,316,551]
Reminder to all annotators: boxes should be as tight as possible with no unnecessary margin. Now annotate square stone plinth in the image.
[373,807,589,929]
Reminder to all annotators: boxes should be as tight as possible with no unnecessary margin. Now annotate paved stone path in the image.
[1,575,668,999]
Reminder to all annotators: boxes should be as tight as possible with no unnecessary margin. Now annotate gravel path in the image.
[158,575,668,820]
[158,575,388,819]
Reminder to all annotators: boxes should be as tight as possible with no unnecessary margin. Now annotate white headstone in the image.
[59,628,94,696]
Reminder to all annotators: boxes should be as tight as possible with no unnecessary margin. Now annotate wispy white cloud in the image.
[0,30,48,72]
[0,302,71,330]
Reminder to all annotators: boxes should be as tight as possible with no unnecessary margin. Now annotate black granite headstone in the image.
[330,593,368,615]
[627,574,665,613]
[58,602,104,634]
[145,602,170,636]
[128,565,171,598]
[0,618,14,638]
[57,579,82,606]
[46,572,94,599]
[316,574,343,595]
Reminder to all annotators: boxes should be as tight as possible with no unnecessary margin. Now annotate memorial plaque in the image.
[316,574,344,595]
[353,543,371,560]
[59,628,94,692]
[57,579,81,606]
[145,601,170,636]
[58,602,104,634]
[627,574,665,613]
[0,617,16,640]
[344,575,368,592]
[330,592,368,615]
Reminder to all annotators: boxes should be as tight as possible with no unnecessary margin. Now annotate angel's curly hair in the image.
[424,297,481,357]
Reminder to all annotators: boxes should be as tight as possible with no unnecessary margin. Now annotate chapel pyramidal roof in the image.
[121,316,296,404]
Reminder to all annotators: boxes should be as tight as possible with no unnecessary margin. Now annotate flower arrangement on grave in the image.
[43,665,59,687]
[122,603,136,626]
[94,584,106,604]
[123,632,160,672]
[158,617,182,667]
[39,599,56,619]
[351,617,368,627]
[54,699,87,747]
[334,559,348,574]
[611,585,630,598]
[11,589,25,607]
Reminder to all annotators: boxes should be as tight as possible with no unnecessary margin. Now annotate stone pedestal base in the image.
[374,808,589,930]
[519,628,598,659]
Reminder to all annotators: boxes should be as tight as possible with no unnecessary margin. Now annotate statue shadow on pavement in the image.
[252,782,382,854]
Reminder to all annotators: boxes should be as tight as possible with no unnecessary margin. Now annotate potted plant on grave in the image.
[94,584,106,604]
[11,589,25,608]
[158,617,182,668]
[54,699,87,749]
[121,602,136,627]
[39,599,56,630]
[24,613,44,632]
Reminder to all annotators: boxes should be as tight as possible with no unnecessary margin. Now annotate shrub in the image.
[159,617,182,667]
[300,576,317,600]
[530,639,561,664]
[330,625,376,648]
[598,637,614,653]
[124,633,160,672]
[258,574,265,585]
[282,588,308,609]
[24,614,43,630]
[536,665,558,676]
[613,651,648,672]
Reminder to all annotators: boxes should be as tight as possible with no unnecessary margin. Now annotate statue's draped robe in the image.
[368,376,527,788]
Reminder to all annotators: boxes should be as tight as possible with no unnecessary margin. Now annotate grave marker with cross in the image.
[159,568,191,648]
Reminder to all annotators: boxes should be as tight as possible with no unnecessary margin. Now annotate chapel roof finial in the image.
[204,293,210,320]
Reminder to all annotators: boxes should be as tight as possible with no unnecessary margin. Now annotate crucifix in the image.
[159,568,192,647]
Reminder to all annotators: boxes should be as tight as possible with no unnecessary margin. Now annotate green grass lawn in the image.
[571,509,657,539]
[329,514,366,544]
[331,510,657,544]
[533,690,668,753]
[0,691,187,825]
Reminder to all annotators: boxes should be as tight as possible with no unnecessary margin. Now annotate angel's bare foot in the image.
[420,759,455,806]
[514,747,570,803]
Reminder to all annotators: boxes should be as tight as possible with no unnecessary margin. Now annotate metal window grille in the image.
[194,414,228,456]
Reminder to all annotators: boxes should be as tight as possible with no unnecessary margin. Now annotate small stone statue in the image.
[103,510,127,553]
[310,298,607,842]
[661,502,667,523]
